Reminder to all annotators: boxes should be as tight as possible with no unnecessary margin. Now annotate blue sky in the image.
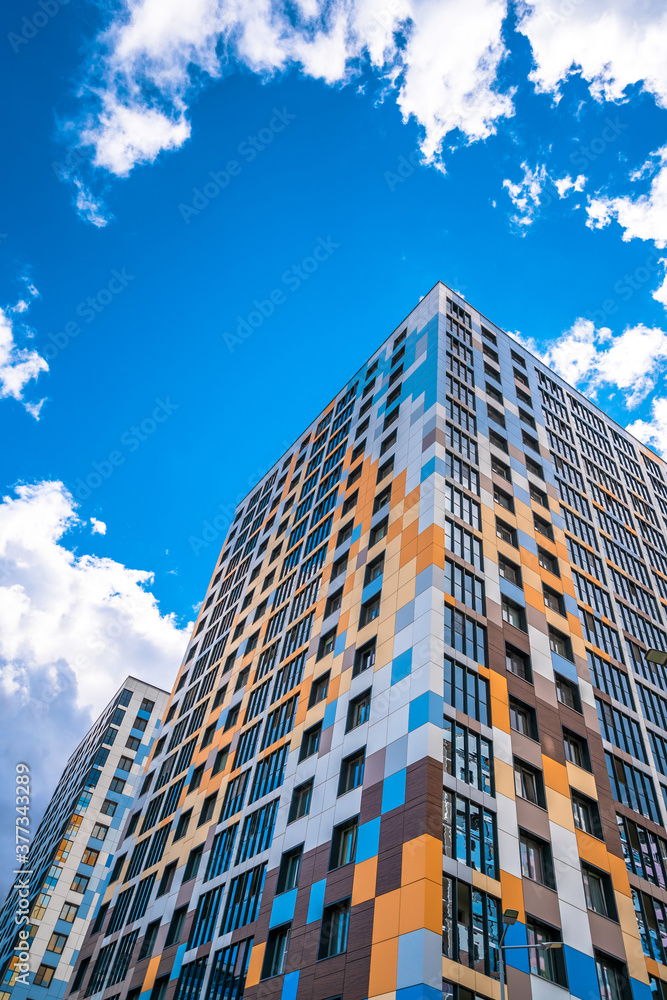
[1,0,667,879]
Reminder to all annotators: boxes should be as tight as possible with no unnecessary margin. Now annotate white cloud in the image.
[90,517,107,534]
[502,163,584,228]
[0,305,48,417]
[543,317,667,407]
[554,173,585,197]
[73,178,112,228]
[71,0,513,178]
[517,0,667,108]
[628,398,667,458]
[0,481,188,894]
[587,145,667,248]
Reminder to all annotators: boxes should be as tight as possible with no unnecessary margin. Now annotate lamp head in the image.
[502,909,519,926]
[647,649,667,666]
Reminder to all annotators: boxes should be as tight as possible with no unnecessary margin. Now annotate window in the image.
[317,629,336,659]
[47,931,68,955]
[359,594,381,627]
[442,878,499,976]
[71,874,89,894]
[526,456,544,479]
[343,490,358,515]
[109,854,126,883]
[514,759,546,807]
[509,698,538,740]
[443,658,490,725]
[59,901,79,923]
[325,588,343,617]
[486,382,503,403]
[212,746,230,775]
[582,864,617,919]
[617,814,667,887]
[184,845,204,882]
[338,747,365,795]
[381,430,397,455]
[496,519,517,546]
[538,548,559,575]
[373,486,391,513]
[354,639,376,676]
[277,845,303,893]
[499,557,521,586]
[555,673,581,710]
[494,486,514,512]
[331,551,348,579]
[489,430,508,452]
[563,728,591,770]
[165,905,187,947]
[126,734,141,751]
[110,777,126,794]
[347,690,371,731]
[502,597,526,631]
[527,920,567,986]
[81,847,99,866]
[198,793,217,827]
[310,671,330,706]
[235,665,250,691]
[572,790,603,838]
[157,862,176,897]
[506,644,531,681]
[337,521,354,547]
[34,965,56,988]
[174,809,192,841]
[318,898,350,959]
[544,586,565,615]
[443,792,497,877]
[101,798,117,817]
[444,607,487,665]
[596,954,630,1000]
[189,764,204,794]
[492,456,511,481]
[444,720,493,793]
[347,464,362,486]
[520,831,555,889]
[224,705,240,731]
[288,779,314,822]
[534,515,554,540]
[364,553,384,585]
[70,956,90,992]
[300,722,322,760]
[329,817,358,869]
[530,483,548,507]
[118,755,133,771]
[377,456,394,482]
[550,629,573,662]
[369,518,388,546]
[262,925,290,979]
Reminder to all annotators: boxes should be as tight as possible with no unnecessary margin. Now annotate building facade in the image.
[69,281,667,1000]
[0,677,168,999]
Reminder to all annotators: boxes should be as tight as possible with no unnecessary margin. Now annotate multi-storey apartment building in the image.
[0,677,168,999]
[70,281,667,1000]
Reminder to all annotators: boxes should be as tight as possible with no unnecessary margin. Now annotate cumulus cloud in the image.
[0,481,189,895]
[517,0,667,107]
[90,516,107,534]
[543,317,667,408]
[587,145,667,248]
[70,0,513,180]
[628,398,667,458]
[0,301,48,418]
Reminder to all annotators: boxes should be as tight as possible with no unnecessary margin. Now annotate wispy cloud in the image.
[0,283,48,418]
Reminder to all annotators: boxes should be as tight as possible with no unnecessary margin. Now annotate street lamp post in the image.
[498,909,564,1000]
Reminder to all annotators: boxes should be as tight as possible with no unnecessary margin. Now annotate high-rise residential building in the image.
[69,281,667,1000]
[0,677,168,1000]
